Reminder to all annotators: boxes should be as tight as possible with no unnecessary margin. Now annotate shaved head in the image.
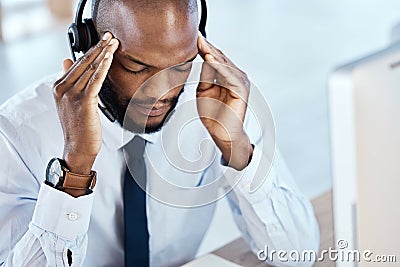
[93,0,198,35]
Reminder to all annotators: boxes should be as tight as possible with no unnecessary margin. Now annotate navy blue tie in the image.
[123,136,149,267]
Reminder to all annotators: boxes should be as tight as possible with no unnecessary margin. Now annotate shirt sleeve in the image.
[211,103,320,266]
[224,150,320,267]
[0,116,94,267]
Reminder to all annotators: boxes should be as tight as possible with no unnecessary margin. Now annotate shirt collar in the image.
[99,61,201,151]
[99,109,160,151]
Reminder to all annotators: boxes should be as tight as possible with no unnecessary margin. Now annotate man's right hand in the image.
[53,32,119,175]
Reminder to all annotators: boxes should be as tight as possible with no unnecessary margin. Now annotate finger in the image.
[205,54,240,84]
[203,56,248,100]
[197,35,239,82]
[198,33,235,67]
[61,32,112,80]
[198,57,241,98]
[196,95,225,126]
[63,59,74,74]
[84,50,115,98]
[58,32,113,86]
[197,33,249,98]
[73,38,119,92]
[197,33,215,60]
[198,59,217,92]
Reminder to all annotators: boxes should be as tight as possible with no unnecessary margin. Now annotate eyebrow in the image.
[122,53,198,68]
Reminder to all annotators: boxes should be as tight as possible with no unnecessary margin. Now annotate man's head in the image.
[92,0,199,133]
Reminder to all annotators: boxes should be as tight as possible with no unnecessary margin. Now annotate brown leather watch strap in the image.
[63,171,97,190]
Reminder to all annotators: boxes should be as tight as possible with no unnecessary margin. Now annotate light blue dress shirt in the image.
[0,74,319,267]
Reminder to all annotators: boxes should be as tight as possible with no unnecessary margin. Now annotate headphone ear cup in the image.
[82,18,99,53]
[67,19,98,54]
[68,22,82,52]
[68,21,90,54]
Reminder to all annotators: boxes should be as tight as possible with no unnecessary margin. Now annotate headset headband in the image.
[79,0,209,36]
[75,0,88,28]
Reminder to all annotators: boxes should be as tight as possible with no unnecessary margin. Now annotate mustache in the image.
[99,77,186,133]
[131,95,181,107]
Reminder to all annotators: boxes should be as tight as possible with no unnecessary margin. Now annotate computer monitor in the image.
[329,43,400,266]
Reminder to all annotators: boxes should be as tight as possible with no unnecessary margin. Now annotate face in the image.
[98,4,199,134]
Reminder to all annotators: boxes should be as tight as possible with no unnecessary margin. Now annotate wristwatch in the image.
[45,158,97,195]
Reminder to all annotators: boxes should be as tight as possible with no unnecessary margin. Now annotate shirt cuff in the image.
[31,183,94,240]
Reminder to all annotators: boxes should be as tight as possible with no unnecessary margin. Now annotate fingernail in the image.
[103,32,112,41]
[108,39,118,46]
[208,54,215,60]
[104,52,112,59]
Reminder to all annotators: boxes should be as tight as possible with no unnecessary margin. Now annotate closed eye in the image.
[172,62,193,73]
[120,61,193,74]
[120,63,150,75]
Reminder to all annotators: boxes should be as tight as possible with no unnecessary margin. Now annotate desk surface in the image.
[212,190,335,267]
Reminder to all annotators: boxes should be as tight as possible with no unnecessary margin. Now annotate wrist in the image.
[46,157,97,198]
[63,152,96,175]
[214,132,254,171]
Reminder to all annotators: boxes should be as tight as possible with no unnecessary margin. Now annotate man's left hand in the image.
[197,33,253,171]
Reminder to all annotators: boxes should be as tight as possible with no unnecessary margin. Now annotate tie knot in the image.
[124,135,146,160]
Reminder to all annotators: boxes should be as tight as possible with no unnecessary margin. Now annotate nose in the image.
[140,68,188,100]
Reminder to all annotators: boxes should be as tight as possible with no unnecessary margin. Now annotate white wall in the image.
[205,0,400,199]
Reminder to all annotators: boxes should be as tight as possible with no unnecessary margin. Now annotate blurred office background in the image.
[1,0,400,256]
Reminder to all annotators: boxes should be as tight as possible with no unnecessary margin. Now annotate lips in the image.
[133,102,170,117]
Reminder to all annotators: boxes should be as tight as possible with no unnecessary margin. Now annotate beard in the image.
[98,77,184,134]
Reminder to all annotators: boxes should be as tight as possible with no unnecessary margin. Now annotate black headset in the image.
[68,0,208,62]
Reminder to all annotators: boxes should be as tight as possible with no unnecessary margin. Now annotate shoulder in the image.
[0,73,61,129]
[0,74,64,178]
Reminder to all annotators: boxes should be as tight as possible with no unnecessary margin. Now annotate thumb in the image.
[62,58,74,74]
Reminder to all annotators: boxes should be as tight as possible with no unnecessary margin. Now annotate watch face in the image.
[46,158,62,186]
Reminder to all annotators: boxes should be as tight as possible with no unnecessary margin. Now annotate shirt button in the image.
[243,183,251,191]
[68,212,78,221]
[269,224,278,232]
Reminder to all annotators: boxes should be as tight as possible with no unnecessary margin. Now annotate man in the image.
[0,0,319,266]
